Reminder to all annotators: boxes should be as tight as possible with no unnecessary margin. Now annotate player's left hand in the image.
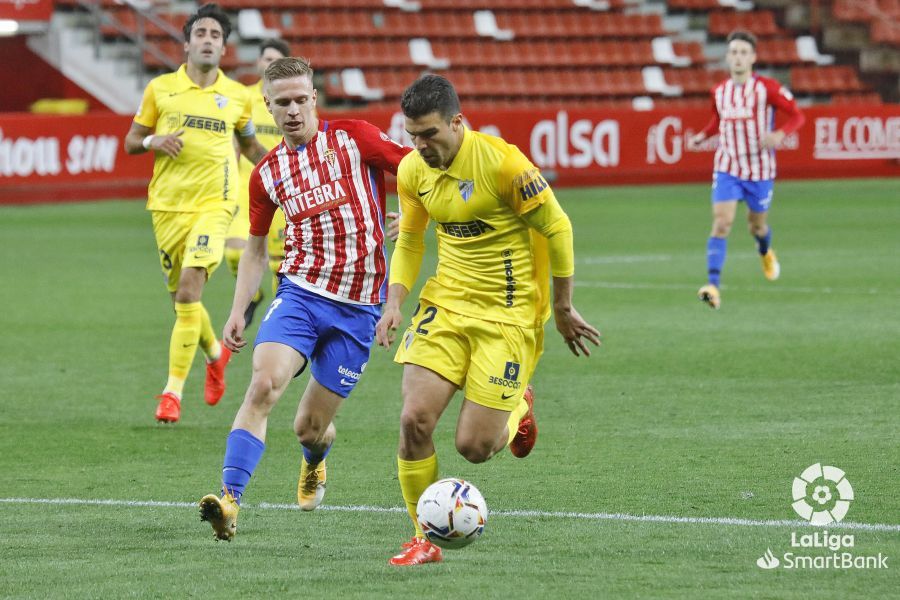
[385,211,400,242]
[554,305,601,357]
[761,130,786,150]
[223,311,247,353]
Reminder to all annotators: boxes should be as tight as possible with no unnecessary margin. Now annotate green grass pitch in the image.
[1,179,898,598]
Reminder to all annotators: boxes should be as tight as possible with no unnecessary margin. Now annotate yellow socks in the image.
[224,246,243,278]
[165,302,203,397]
[197,303,220,362]
[506,397,530,445]
[398,454,438,538]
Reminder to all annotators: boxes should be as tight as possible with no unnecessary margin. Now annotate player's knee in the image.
[246,371,286,408]
[712,219,733,237]
[399,407,436,445]
[455,438,493,464]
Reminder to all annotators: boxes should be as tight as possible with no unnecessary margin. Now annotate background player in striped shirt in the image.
[199,57,409,541]
[375,75,600,565]
[687,30,804,309]
[124,4,268,424]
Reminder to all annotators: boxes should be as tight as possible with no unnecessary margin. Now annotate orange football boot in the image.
[509,384,537,458]
[389,537,443,566]
[155,392,181,423]
[204,346,232,406]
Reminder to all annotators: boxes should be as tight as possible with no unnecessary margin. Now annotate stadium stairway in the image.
[27,9,144,114]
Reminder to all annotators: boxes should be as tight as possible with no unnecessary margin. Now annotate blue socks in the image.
[706,236,728,286]
[222,429,265,504]
[302,442,332,467]
[754,227,772,255]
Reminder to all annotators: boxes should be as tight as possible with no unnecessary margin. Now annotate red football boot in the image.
[509,384,537,458]
[204,345,231,406]
[388,537,443,566]
[155,392,181,423]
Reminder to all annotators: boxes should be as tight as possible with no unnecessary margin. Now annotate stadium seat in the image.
[341,68,385,100]
[672,41,707,64]
[237,9,280,40]
[652,36,691,67]
[756,38,802,66]
[795,36,835,65]
[474,10,515,40]
[641,66,682,96]
[408,38,450,69]
[707,11,780,38]
[790,65,868,94]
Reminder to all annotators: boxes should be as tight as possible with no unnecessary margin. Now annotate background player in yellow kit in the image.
[124,3,267,423]
[226,38,292,325]
[375,75,600,565]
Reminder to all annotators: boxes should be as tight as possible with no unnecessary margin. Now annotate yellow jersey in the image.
[134,64,254,212]
[238,81,282,199]
[395,128,556,328]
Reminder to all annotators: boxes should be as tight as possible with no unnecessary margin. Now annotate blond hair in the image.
[263,56,314,85]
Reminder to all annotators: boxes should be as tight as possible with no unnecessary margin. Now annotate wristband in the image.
[142,135,154,150]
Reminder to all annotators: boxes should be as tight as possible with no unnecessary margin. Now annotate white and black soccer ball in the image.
[416,478,488,549]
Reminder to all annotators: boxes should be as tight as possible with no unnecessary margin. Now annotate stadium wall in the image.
[0,105,897,204]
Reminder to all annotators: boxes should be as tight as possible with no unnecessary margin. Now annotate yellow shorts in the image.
[394,299,544,412]
[226,191,251,240]
[151,207,234,292]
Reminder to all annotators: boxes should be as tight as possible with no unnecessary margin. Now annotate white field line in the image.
[1,497,898,533]
[576,281,897,296]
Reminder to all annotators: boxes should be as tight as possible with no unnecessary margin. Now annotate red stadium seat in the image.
[708,11,781,39]
[756,38,802,66]
[673,41,707,65]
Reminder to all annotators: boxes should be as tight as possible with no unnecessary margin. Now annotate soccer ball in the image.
[416,478,488,549]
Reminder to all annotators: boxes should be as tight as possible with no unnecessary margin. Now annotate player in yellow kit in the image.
[375,75,600,565]
[124,3,267,424]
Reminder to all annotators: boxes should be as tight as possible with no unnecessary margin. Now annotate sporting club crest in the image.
[323,147,337,166]
[214,94,229,109]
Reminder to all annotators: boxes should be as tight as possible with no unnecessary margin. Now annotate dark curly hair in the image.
[183,3,232,42]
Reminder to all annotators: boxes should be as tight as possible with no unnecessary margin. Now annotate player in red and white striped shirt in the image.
[688,30,804,309]
[200,57,409,541]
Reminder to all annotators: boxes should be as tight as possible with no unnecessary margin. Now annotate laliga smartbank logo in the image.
[755,464,889,571]
[791,463,853,525]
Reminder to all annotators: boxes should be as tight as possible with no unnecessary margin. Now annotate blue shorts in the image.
[255,278,380,398]
[711,171,774,213]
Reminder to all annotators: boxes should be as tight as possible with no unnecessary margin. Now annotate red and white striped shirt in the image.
[249,119,410,305]
[700,75,804,181]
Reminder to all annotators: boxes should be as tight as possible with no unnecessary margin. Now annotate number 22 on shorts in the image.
[411,303,438,335]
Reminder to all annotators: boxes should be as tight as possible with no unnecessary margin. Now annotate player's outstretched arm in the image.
[224,234,268,352]
[376,283,409,348]
[552,276,601,357]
